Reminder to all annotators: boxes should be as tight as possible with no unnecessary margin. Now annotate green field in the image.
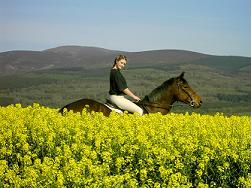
[1,64,250,115]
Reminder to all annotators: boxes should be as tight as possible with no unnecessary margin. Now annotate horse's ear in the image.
[179,72,185,78]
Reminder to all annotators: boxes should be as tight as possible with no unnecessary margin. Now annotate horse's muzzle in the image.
[190,100,202,108]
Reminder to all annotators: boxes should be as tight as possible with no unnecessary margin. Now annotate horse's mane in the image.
[143,78,175,102]
[143,76,188,102]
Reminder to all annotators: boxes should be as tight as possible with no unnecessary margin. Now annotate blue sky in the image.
[1,0,251,56]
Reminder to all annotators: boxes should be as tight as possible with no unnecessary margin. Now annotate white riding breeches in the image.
[109,95,143,116]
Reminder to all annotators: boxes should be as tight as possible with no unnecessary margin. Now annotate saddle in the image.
[104,99,124,113]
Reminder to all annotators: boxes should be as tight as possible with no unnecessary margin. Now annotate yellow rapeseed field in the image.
[0,104,251,187]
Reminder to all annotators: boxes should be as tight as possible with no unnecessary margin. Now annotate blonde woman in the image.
[108,55,143,116]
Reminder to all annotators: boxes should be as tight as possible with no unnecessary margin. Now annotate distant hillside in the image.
[0,46,119,75]
[0,46,209,75]
[1,46,251,76]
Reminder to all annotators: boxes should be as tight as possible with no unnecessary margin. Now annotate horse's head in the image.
[174,72,202,108]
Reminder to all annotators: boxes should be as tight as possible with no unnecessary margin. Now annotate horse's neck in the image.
[156,87,175,105]
[144,85,176,105]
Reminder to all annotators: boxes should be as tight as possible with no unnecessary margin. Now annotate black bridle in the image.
[177,81,197,107]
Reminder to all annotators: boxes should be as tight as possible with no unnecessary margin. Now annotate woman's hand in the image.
[132,95,141,102]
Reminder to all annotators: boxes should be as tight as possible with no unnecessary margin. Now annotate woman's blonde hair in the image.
[113,55,127,67]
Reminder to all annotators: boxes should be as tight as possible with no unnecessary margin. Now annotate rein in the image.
[138,101,186,110]
[137,101,171,111]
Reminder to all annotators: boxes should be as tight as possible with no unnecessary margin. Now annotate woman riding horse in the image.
[59,71,202,116]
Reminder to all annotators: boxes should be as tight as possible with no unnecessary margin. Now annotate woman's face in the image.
[115,59,127,70]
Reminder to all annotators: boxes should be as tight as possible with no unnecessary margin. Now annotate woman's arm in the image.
[123,88,141,102]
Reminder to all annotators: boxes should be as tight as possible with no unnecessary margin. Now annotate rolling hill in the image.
[0,46,251,115]
[1,45,250,75]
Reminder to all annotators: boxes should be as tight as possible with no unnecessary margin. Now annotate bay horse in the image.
[59,72,202,116]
